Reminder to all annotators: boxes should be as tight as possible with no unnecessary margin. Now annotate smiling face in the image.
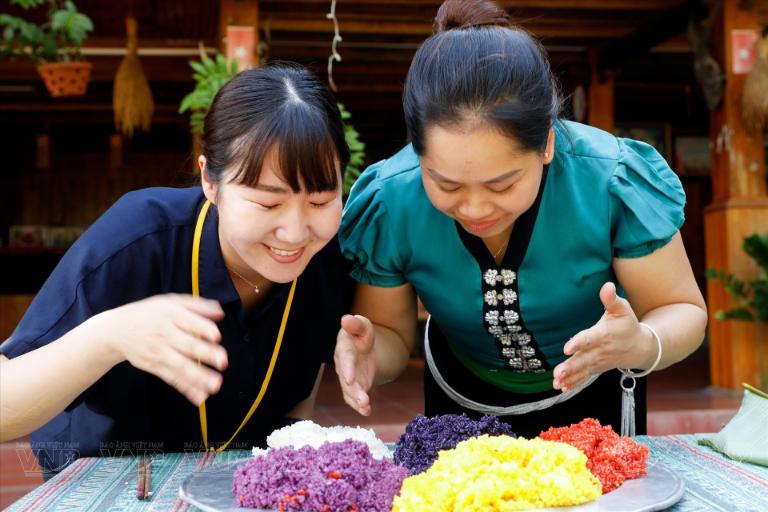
[201,146,343,284]
[420,123,554,242]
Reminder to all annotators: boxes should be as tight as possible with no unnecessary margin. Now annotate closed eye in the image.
[438,184,461,193]
[489,182,515,193]
[252,201,280,210]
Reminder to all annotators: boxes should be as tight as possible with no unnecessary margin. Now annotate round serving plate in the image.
[179,460,685,512]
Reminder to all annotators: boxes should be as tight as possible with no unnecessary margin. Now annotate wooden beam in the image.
[597,2,704,71]
[219,0,260,67]
[504,0,689,7]
[262,0,688,9]
[705,0,768,390]
[265,18,636,39]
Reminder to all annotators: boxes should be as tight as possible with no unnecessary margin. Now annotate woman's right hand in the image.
[98,294,227,405]
[334,314,376,416]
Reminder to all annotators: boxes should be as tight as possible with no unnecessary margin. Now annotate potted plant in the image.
[0,0,94,97]
[180,50,366,191]
[707,232,768,388]
[179,46,239,136]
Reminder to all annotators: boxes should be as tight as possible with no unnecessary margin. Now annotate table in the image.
[6,435,768,511]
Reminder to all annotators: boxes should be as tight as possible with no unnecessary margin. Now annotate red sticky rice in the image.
[539,418,649,493]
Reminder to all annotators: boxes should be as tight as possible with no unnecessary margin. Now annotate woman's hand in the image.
[100,294,227,405]
[552,282,655,392]
[334,314,377,416]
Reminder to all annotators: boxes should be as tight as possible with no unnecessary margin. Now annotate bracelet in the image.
[618,322,662,378]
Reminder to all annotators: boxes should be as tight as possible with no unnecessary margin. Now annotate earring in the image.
[544,152,549,158]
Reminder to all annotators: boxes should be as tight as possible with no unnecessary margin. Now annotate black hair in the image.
[202,62,349,193]
[404,0,562,154]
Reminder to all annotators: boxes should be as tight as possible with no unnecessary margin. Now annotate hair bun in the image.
[433,0,511,32]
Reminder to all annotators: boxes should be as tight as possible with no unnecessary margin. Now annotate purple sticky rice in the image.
[393,413,516,474]
[232,439,409,511]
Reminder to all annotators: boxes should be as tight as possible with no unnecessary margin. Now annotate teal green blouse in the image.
[340,120,685,394]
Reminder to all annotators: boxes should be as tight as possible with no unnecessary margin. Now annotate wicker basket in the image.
[37,62,93,97]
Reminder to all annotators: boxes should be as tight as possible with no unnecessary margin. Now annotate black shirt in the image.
[0,187,354,471]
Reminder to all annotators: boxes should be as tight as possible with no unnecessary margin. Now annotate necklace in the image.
[228,266,267,294]
[492,238,509,260]
[192,199,298,452]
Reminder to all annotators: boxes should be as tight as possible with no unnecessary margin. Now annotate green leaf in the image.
[40,31,57,59]
[215,52,226,69]
[718,307,755,321]
[179,94,195,113]
[743,233,768,273]
[752,279,768,323]
[50,10,67,31]
[10,0,47,9]
[200,51,216,74]
[189,60,207,75]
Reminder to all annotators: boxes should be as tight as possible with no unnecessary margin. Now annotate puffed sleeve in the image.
[340,161,408,287]
[609,138,686,258]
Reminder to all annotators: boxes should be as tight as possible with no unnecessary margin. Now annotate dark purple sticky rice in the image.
[393,413,516,474]
[231,439,409,511]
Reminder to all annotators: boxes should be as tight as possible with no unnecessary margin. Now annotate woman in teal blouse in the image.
[334,0,707,437]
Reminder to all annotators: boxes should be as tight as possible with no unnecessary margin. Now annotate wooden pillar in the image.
[109,134,123,172]
[219,0,259,68]
[35,134,50,170]
[704,0,768,390]
[588,50,615,133]
[190,0,260,173]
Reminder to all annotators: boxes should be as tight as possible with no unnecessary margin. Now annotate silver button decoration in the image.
[502,289,517,305]
[488,325,504,336]
[485,310,499,326]
[503,310,519,324]
[483,264,543,373]
[484,269,499,286]
[500,269,516,285]
[512,332,532,345]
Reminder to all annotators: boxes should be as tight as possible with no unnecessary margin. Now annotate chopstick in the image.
[136,454,152,500]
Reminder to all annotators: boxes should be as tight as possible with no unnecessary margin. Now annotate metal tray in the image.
[179,460,685,512]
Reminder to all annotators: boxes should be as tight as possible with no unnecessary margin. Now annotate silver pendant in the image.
[620,375,636,436]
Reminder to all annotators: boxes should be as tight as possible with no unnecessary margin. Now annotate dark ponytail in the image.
[405,0,562,154]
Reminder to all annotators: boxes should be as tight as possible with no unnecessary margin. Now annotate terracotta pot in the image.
[36,62,92,97]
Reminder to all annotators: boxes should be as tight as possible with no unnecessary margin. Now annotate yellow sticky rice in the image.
[392,435,601,511]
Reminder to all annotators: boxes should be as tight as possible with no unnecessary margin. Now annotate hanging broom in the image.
[742,30,768,135]
[113,16,154,137]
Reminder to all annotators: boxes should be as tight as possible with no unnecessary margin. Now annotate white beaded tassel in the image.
[618,322,663,437]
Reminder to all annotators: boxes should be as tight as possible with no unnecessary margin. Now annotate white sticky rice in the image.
[252,420,392,460]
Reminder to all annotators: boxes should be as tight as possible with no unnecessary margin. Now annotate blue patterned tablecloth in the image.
[6,435,768,511]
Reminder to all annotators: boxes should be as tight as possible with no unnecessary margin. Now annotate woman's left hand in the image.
[552,282,653,392]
